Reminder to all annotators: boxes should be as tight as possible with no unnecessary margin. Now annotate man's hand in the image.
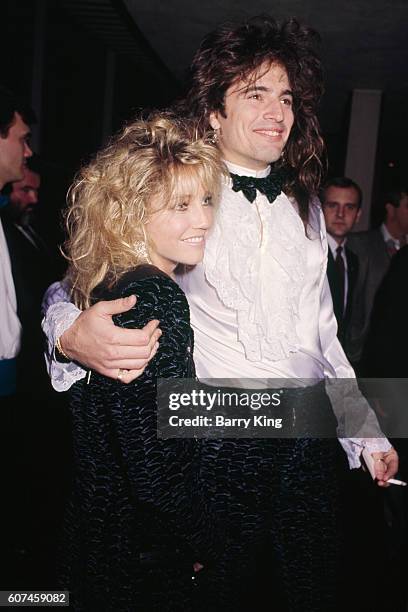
[59,295,161,383]
[372,448,399,487]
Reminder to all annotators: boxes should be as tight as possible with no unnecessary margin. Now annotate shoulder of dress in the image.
[112,268,190,329]
[108,265,174,293]
[117,264,168,285]
[94,266,186,308]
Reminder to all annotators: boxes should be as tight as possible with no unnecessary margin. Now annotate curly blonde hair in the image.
[64,112,223,308]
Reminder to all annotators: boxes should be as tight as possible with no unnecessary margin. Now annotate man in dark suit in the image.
[347,185,408,372]
[363,244,408,376]
[1,158,55,392]
[321,177,363,365]
[0,85,36,582]
[0,86,33,398]
[362,245,408,604]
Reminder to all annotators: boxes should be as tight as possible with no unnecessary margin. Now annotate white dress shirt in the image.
[0,218,21,359]
[380,223,407,251]
[179,162,351,379]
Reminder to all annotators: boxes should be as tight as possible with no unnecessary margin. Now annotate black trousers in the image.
[198,383,343,612]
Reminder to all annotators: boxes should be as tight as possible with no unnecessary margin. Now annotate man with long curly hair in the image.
[43,15,397,610]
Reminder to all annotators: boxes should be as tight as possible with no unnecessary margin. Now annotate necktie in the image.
[229,167,287,204]
[335,245,345,316]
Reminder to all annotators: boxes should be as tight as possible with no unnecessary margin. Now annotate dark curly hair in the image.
[0,85,36,137]
[177,15,326,220]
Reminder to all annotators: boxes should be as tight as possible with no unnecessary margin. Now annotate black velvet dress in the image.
[60,264,344,612]
[59,266,214,611]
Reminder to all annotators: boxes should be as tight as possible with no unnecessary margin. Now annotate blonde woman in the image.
[59,113,222,610]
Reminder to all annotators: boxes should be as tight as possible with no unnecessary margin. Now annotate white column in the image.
[345,89,382,231]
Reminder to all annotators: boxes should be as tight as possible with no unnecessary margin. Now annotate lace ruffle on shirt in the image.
[42,299,86,391]
[204,183,307,362]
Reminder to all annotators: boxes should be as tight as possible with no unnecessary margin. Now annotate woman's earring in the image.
[135,240,151,263]
[208,129,219,145]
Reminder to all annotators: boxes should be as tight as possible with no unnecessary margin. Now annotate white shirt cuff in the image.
[339,437,393,469]
[42,301,86,391]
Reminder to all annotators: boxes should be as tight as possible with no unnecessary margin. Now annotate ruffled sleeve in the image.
[41,280,87,391]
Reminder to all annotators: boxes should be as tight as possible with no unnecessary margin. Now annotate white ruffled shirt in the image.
[180,161,345,377]
[42,161,391,467]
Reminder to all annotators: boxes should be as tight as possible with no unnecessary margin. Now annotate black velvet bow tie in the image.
[230,168,286,203]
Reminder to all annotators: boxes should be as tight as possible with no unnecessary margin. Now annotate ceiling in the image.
[60,0,408,171]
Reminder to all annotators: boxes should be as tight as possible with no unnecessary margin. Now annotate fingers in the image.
[143,323,162,352]
[95,295,137,317]
[143,318,161,338]
[113,319,161,347]
[372,449,399,487]
[123,368,147,383]
[382,449,399,480]
[97,340,160,371]
[372,453,387,481]
[97,340,160,383]
[96,365,147,383]
[107,321,161,351]
[103,358,150,371]
[149,339,159,362]
[117,367,146,384]
[60,295,162,375]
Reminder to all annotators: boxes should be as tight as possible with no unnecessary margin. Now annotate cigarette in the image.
[386,478,407,486]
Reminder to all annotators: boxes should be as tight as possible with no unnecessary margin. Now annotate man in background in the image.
[1,156,55,392]
[321,177,363,367]
[347,185,408,370]
[5,159,42,242]
[0,85,33,399]
[0,84,34,582]
[1,98,70,588]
